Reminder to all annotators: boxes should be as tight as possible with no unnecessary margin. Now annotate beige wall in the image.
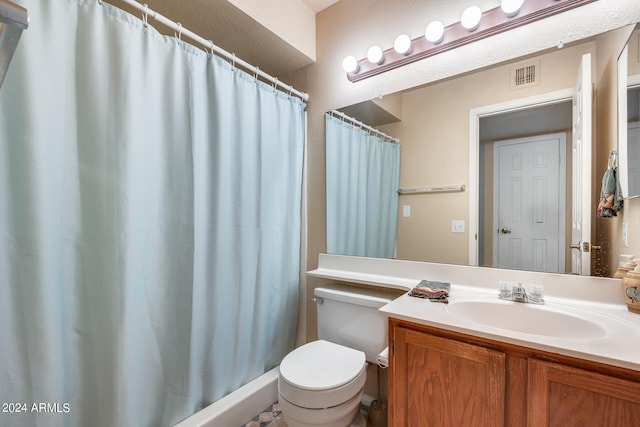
[229,0,316,60]
[290,0,640,343]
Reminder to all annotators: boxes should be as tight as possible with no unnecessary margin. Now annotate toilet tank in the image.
[314,284,398,363]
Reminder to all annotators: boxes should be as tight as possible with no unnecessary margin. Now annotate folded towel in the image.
[597,166,623,218]
[377,347,389,368]
[408,280,450,304]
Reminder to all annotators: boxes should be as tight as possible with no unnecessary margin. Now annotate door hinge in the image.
[391,340,394,356]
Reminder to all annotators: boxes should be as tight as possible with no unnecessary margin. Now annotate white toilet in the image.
[278,284,394,427]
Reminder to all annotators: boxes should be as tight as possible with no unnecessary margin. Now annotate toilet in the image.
[278,284,395,427]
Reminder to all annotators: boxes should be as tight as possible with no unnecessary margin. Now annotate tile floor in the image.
[242,402,372,427]
[242,402,286,427]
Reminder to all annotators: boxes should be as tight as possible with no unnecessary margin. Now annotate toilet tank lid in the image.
[314,284,395,309]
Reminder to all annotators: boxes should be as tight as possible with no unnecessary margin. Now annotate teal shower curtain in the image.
[0,1,305,426]
[325,113,400,258]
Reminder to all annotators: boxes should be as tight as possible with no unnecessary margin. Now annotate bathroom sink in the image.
[445,300,606,339]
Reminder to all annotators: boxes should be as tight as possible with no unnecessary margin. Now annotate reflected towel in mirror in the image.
[597,166,623,218]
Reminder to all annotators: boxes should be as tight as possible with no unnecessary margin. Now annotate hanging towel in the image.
[597,166,623,218]
[408,280,450,303]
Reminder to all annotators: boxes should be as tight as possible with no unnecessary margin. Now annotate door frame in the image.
[468,88,574,266]
[491,133,567,272]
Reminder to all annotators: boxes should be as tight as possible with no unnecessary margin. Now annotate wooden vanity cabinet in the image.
[529,359,640,426]
[389,324,505,426]
[388,318,640,427]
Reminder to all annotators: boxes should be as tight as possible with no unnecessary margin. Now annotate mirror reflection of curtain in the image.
[325,113,400,258]
[0,1,305,426]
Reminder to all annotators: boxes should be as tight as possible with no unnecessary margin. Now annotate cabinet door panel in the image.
[392,326,505,427]
[529,359,640,427]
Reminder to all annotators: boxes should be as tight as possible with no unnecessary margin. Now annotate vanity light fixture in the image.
[393,34,412,55]
[342,55,359,74]
[425,21,445,44]
[343,0,596,82]
[501,0,525,17]
[461,5,482,31]
[367,45,384,64]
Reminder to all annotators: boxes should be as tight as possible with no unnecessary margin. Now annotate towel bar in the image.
[398,184,465,195]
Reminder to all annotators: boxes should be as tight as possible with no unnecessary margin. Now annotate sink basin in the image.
[446,300,607,339]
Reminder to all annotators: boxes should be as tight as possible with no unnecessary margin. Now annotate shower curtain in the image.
[325,113,400,258]
[0,1,305,426]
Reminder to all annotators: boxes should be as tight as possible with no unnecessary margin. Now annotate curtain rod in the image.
[329,110,399,144]
[106,0,309,102]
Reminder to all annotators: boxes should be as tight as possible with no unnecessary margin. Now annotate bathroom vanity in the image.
[385,305,640,426]
[308,254,640,426]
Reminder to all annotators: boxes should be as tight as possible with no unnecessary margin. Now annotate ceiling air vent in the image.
[510,60,540,90]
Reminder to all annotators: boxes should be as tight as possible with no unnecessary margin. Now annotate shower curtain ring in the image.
[175,22,183,41]
[207,40,214,58]
[230,53,236,70]
[254,67,260,81]
[142,4,149,29]
[273,77,279,90]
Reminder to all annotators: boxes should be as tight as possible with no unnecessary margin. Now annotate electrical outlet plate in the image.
[452,220,465,233]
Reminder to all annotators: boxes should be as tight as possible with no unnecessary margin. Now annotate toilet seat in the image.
[279,340,366,409]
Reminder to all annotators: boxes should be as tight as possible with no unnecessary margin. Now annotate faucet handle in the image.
[498,280,512,298]
[529,284,544,300]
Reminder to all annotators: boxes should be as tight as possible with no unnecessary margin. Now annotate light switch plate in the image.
[402,205,411,218]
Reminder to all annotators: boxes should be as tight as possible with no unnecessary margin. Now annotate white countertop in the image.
[381,285,640,372]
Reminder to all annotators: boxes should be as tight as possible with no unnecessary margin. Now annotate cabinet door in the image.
[391,326,505,427]
[529,359,640,426]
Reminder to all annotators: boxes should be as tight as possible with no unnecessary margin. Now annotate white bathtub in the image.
[174,366,280,427]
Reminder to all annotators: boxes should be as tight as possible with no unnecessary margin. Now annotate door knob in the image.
[499,228,511,234]
[570,242,601,252]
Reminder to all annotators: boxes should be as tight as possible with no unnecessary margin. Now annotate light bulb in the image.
[342,55,359,74]
[425,21,444,44]
[367,45,384,65]
[393,34,412,55]
[501,0,524,17]
[461,5,482,31]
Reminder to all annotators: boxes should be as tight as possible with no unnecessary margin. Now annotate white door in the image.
[494,134,566,272]
[571,53,593,275]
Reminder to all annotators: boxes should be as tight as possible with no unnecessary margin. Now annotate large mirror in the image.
[328,23,638,277]
[619,25,640,200]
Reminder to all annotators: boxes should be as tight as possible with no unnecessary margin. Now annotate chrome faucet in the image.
[498,282,544,305]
